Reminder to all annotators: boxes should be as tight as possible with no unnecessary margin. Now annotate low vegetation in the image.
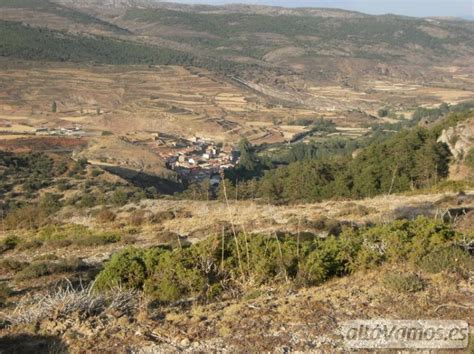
[0,151,161,230]
[94,217,473,303]
[14,257,85,281]
[0,20,251,74]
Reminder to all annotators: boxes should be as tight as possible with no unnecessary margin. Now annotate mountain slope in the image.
[0,0,129,35]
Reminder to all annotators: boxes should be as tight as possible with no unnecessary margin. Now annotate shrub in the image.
[131,190,147,203]
[149,211,175,224]
[144,250,207,303]
[146,186,158,198]
[37,225,121,248]
[378,108,389,117]
[337,217,460,272]
[465,148,474,171]
[91,168,103,177]
[56,179,69,191]
[419,247,473,275]
[92,218,470,303]
[78,194,96,208]
[94,247,159,291]
[297,237,343,286]
[111,188,128,207]
[383,272,426,293]
[34,253,59,261]
[17,239,43,251]
[4,206,48,230]
[0,283,11,307]
[14,258,85,281]
[72,231,121,247]
[0,259,28,273]
[0,235,20,254]
[39,193,62,215]
[95,208,116,223]
[129,210,146,226]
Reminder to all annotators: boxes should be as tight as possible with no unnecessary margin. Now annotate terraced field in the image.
[0,63,325,145]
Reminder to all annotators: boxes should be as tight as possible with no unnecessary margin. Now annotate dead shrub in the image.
[95,208,116,224]
[3,284,138,325]
[336,203,377,217]
[4,205,48,230]
[129,210,146,226]
[149,211,175,224]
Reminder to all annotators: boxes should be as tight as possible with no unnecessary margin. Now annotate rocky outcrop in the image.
[437,117,474,159]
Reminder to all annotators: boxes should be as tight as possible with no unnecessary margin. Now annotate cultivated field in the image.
[0,62,325,145]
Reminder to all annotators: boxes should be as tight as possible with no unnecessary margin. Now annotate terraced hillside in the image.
[2,0,472,114]
[0,62,330,145]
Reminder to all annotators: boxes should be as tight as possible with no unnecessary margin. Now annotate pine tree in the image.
[238,138,257,171]
[51,101,57,113]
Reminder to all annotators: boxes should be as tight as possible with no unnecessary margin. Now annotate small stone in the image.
[180,338,190,347]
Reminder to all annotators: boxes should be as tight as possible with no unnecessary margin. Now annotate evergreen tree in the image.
[238,138,257,171]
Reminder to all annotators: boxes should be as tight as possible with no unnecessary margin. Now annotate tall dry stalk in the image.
[241,223,251,275]
[387,163,399,196]
[296,215,301,257]
[220,170,245,280]
[221,225,225,273]
[273,232,289,283]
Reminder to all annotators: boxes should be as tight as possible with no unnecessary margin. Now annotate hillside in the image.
[0,175,473,351]
[2,0,473,114]
[0,2,474,351]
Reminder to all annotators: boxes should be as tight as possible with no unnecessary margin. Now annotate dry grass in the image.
[1,282,138,327]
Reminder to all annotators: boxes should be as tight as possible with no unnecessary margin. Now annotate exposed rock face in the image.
[437,117,474,159]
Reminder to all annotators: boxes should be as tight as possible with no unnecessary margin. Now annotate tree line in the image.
[217,127,452,204]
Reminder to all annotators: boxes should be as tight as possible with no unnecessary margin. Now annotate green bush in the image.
[91,168,103,177]
[72,232,121,247]
[378,108,389,117]
[383,272,426,293]
[111,188,129,206]
[337,217,460,272]
[144,250,207,303]
[94,247,163,291]
[297,237,343,286]
[93,218,472,303]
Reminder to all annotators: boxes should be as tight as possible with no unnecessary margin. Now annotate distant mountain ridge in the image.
[54,0,369,18]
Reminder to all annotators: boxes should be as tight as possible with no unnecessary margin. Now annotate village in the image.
[151,133,240,186]
[34,125,87,137]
